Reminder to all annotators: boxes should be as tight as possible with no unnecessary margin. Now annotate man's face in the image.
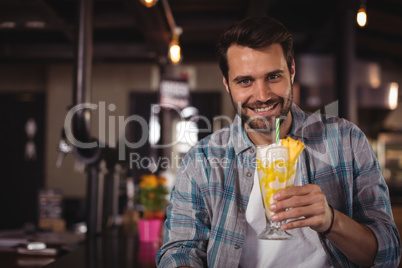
[223,44,295,131]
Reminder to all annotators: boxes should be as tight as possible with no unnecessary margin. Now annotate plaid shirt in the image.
[156,104,401,268]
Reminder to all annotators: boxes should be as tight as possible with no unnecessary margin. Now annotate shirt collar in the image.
[232,114,254,155]
[289,103,311,141]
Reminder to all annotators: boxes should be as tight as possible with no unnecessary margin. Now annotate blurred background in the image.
[0,0,401,267]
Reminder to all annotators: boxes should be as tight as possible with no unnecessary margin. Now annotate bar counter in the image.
[46,230,159,268]
[0,228,159,268]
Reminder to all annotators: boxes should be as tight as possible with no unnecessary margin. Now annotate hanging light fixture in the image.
[159,0,183,64]
[357,0,367,27]
[389,82,399,110]
[169,27,182,65]
[140,0,159,8]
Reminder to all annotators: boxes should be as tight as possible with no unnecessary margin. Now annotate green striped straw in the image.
[275,118,280,144]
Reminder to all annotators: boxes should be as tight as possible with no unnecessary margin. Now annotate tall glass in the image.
[256,143,298,240]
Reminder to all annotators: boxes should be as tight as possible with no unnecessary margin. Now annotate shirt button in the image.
[234,244,240,250]
[238,207,244,213]
[246,172,252,177]
[250,148,255,153]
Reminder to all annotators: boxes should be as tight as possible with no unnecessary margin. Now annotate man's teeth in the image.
[255,105,274,112]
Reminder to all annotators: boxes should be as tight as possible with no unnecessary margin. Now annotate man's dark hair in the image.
[216,16,294,82]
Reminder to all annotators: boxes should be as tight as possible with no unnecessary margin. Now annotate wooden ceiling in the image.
[0,0,401,66]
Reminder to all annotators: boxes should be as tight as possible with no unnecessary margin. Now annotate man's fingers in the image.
[270,190,326,212]
[281,216,325,230]
[273,184,321,201]
[269,183,332,232]
[271,203,326,222]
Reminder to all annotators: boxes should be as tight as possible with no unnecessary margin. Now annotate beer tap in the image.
[56,129,73,168]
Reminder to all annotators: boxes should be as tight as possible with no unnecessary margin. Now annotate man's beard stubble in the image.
[228,83,293,133]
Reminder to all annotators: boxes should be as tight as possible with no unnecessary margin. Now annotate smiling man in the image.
[156,16,401,268]
[223,43,294,146]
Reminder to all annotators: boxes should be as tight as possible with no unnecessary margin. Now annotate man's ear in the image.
[290,60,296,84]
[223,76,230,93]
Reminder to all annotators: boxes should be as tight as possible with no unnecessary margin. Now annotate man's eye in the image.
[240,79,251,85]
[268,74,279,80]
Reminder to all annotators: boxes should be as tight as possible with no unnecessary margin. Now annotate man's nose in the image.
[254,81,271,103]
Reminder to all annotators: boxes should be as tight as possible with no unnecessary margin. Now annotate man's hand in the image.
[269,184,332,233]
[269,184,377,267]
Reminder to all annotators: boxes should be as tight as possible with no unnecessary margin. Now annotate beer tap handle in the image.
[56,129,73,168]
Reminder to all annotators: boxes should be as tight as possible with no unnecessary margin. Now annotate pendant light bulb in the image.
[140,0,159,8]
[169,40,181,64]
[169,27,183,65]
[357,7,367,27]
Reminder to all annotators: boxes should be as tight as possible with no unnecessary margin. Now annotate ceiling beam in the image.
[93,14,136,29]
[169,0,244,12]
[246,0,276,17]
[356,34,402,61]
[29,0,75,43]
[0,43,156,60]
[366,10,402,37]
